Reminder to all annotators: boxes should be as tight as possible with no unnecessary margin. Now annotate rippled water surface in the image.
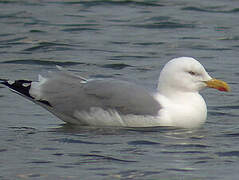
[0,0,239,179]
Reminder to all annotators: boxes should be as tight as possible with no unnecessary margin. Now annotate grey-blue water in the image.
[0,0,239,179]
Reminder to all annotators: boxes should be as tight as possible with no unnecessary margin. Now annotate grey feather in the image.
[39,72,161,117]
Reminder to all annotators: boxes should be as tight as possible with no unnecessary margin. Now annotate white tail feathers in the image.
[29,75,48,100]
[38,74,47,83]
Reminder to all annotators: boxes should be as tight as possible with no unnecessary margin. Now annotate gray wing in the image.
[84,79,161,115]
[39,72,161,117]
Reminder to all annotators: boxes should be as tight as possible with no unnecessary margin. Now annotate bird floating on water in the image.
[0,57,230,128]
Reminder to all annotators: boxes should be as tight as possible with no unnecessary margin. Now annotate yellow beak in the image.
[205,79,230,92]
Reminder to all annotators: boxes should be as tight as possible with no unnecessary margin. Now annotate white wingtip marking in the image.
[56,65,63,70]
[22,83,31,87]
[7,80,15,85]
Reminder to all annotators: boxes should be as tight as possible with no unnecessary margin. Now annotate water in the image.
[0,0,239,179]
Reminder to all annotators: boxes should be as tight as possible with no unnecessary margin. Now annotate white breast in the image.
[154,92,207,128]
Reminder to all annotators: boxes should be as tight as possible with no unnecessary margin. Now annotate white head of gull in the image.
[0,57,230,128]
[155,57,229,128]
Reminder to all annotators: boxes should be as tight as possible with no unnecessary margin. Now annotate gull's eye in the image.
[188,71,196,76]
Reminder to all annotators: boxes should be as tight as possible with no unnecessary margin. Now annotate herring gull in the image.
[0,57,230,128]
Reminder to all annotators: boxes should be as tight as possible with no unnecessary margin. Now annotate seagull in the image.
[0,57,230,128]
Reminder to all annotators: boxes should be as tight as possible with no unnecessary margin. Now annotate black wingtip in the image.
[1,79,52,107]
[1,79,32,97]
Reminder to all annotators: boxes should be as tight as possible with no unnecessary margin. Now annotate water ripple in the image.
[2,59,83,66]
[208,111,237,117]
[101,63,132,70]
[30,160,52,164]
[51,138,104,144]
[216,151,239,157]
[62,27,99,32]
[23,42,76,52]
[0,11,27,19]
[131,21,195,29]
[189,44,232,51]
[109,170,160,179]
[110,55,151,61]
[128,140,160,145]
[162,150,206,154]
[59,23,100,32]
[168,143,210,149]
[48,0,164,7]
[182,6,239,14]
[166,168,194,172]
[0,0,42,6]
[0,149,7,152]
[79,153,137,163]
[0,37,27,45]
[211,105,239,111]
[224,132,239,137]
